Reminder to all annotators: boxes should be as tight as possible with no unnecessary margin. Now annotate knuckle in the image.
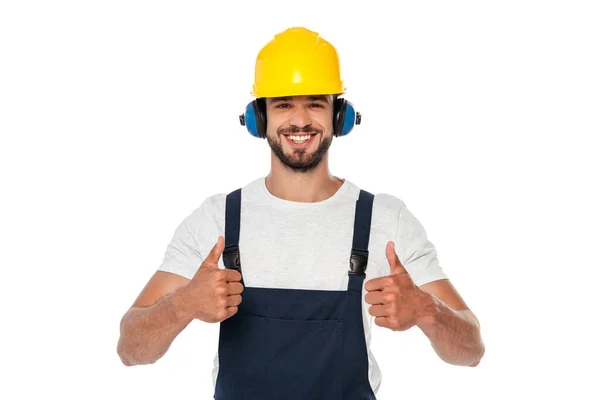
[223,271,237,282]
[384,293,396,303]
[214,270,227,280]
[215,285,227,296]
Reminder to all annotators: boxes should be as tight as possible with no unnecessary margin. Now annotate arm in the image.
[117,271,193,366]
[417,279,485,367]
[365,242,485,367]
[117,236,243,366]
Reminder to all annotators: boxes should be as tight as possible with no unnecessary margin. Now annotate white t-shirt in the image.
[158,176,447,394]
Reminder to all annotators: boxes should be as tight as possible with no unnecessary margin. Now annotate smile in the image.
[284,134,317,146]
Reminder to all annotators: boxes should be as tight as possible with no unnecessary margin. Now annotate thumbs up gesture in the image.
[179,236,244,323]
[364,241,434,331]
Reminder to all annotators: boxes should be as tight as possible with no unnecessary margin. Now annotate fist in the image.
[364,241,433,331]
[181,236,244,323]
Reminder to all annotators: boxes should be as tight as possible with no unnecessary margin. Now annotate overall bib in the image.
[213,187,377,400]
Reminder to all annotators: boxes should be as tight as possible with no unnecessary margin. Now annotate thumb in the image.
[202,236,224,268]
[386,241,407,275]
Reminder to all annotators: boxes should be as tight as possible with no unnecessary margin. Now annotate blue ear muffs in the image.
[239,97,361,139]
[333,98,362,137]
[239,99,267,138]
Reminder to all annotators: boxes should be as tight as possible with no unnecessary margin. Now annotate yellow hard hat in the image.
[251,27,346,97]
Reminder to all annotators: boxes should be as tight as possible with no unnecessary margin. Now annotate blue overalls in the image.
[214,187,377,400]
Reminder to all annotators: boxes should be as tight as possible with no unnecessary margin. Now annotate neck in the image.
[265,155,344,203]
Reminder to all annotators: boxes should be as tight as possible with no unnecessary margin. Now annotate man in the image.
[117,27,485,399]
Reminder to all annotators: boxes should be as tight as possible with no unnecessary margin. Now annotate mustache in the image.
[277,126,323,135]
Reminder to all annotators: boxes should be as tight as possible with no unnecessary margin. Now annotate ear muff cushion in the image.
[333,98,346,137]
[333,98,357,137]
[253,98,267,139]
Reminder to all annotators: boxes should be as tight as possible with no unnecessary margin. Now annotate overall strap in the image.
[223,188,243,280]
[348,189,375,292]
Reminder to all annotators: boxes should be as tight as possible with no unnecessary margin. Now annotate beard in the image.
[266,125,333,173]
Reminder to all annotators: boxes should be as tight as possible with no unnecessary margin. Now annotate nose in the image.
[288,104,312,129]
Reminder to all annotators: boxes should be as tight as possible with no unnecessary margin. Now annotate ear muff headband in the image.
[239,98,360,139]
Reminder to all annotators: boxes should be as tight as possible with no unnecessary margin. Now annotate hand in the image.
[180,236,244,323]
[364,241,435,331]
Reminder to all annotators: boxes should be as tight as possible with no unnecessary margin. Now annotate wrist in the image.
[170,285,194,323]
[416,291,440,332]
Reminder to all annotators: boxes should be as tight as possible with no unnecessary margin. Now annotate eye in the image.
[309,103,324,108]
[275,103,291,109]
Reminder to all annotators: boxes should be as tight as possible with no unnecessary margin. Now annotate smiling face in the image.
[264,95,335,173]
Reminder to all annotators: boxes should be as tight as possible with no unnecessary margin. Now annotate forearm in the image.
[117,287,193,366]
[417,295,485,366]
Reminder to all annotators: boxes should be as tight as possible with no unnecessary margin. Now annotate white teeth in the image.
[287,134,312,143]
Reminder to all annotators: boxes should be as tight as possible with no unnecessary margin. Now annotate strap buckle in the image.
[222,243,241,273]
[349,247,369,276]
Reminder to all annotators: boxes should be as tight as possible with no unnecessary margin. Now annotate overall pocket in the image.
[215,314,343,400]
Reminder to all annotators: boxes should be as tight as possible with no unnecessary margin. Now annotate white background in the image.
[1,1,599,399]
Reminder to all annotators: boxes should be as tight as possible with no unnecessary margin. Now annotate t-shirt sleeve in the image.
[157,195,226,279]
[394,202,448,286]
[157,215,204,280]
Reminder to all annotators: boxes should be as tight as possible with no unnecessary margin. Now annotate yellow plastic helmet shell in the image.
[251,27,346,98]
